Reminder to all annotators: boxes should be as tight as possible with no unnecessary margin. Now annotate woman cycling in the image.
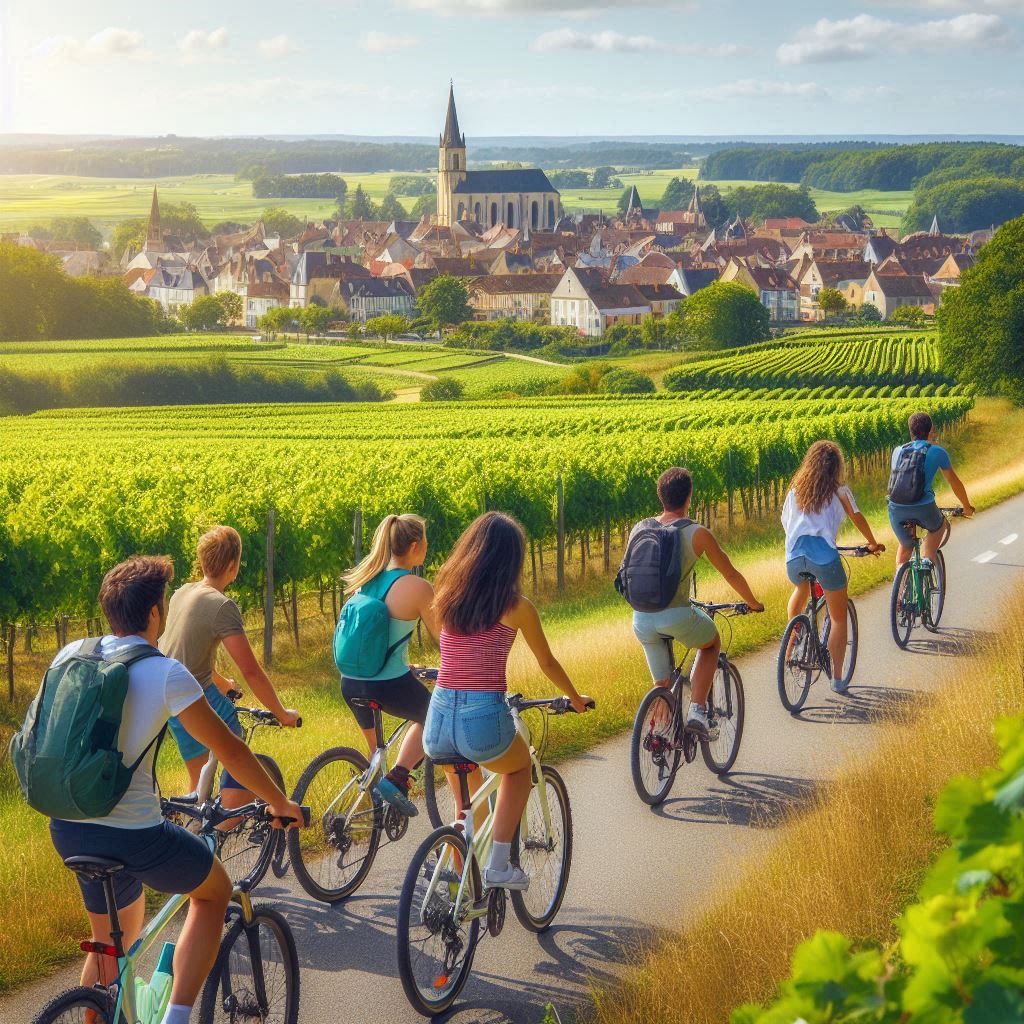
[782,440,884,693]
[424,511,590,891]
[340,514,438,817]
[163,526,300,810]
[630,467,764,739]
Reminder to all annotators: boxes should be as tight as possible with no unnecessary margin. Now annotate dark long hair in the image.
[433,512,525,635]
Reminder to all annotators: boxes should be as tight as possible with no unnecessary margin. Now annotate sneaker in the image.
[483,864,530,891]
[830,678,849,695]
[920,558,934,575]
[684,703,711,739]
[374,778,418,818]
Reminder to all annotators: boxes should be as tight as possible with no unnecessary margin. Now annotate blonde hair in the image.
[194,525,242,579]
[343,514,426,595]
[791,440,846,516]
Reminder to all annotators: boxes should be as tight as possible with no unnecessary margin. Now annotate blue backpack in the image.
[333,570,414,678]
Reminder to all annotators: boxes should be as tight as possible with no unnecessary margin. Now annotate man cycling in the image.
[888,412,975,568]
[45,556,303,1024]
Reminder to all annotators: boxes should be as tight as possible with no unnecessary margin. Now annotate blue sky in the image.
[1,0,1022,137]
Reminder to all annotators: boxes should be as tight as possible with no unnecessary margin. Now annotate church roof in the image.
[453,169,558,195]
[440,83,465,147]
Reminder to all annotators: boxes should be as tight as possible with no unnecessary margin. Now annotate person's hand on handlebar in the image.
[963,504,976,518]
[746,600,765,613]
[277,708,301,728]
[569,693,593,714]
[867,542,886,555]
[268,797,305,829]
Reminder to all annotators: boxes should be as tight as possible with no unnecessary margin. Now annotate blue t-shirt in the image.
[890,441,951,505]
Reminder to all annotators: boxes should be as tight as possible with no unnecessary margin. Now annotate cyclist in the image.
[47,556,302,1024]
[782,440,884,693]
[424,511,590,891]
[340,513,438,816]
[162,526,300,814]
[888,412,975,567]
[629,467,763,739]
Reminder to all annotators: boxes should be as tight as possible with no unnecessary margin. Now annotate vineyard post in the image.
[290,581,299,649]
[263,508,275,668]
[5,624,14,702]
[353,507,363,564]
[529,539,538,593]
[603,515,611,572]
[556,475,565,592]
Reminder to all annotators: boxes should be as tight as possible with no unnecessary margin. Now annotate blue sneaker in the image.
[375,777,418,817]
[830,678,849,695]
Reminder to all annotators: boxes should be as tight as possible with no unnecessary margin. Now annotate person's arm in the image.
[210,668,237,697]
[940,467,975,517]
[221,633,299,727]
[837,491,885,553]
[411,577,440,639]
[692,528,764,611]
[508,598,590,713]
[175,699,303,826]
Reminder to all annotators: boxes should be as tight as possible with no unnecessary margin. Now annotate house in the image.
[863,231,897,265]
[468,273,563,322]
[290,253,368,307]
[634,283,684,319]
[242,257,290,327]
[930,252,975,288]
[677,267,720,297]
[338,278,415,322]
[550,267,650,337]
[144,266,209,313]
[795,258,872,319]
[862,267,934,319]
[720,259,799,322]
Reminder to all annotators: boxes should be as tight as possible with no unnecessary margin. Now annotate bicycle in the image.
[395,693,593,1017]
[890,507,963,649]
[777,546,871,713]
[629,601,749,807]
[287,667,448,903]
[31,796,308,1024]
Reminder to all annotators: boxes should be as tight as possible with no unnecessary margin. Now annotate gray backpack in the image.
[888,442,930,505]
[615,518,693,612]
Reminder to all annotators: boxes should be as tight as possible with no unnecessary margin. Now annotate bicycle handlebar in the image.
[939,506,965,517]
[837,545,875,556]
[691,601,756,616]
[507,693,596,714]
[236,705,302,729]
[162,798,311,830]
[411,666,439,683]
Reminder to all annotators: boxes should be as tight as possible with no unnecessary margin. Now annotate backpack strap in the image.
[364,570,416,665]
[101,641,168,784]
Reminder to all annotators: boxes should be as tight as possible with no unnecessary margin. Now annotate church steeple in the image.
[440,81,464,147]
[145,186,165,252]
[437,81,467,227]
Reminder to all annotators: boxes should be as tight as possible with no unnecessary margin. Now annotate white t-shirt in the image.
[781,485,860,560]
[51,635,204,829]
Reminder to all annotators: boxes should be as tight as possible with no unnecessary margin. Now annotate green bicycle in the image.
[890,506,963,649]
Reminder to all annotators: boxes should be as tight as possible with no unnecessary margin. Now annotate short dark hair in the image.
[657,467,693,511]
[909,412,933,440]
[99,556,174,634]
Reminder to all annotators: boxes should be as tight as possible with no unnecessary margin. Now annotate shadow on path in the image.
[656,770,818,828]
[904,626,992,658]
[797,683,925,725]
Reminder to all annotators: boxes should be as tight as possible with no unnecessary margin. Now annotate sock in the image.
[160,1005,192,1024]
[386,765,411,792]
[488,841,511,874]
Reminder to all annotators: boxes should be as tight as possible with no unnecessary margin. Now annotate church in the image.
[435,84,561,231]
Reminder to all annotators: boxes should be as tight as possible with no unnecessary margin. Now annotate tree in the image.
[110,200,207,260]
[719,184,818,224]
[598,368,656,394]
[410,194,437,219]
[421,377,465,401]
[817,287,848,318]
[347,322,364,341]
[377,193,408,221]
[179,294,227,331]
[681,281,770,349]
[696,184,729,228]
[256,306,292,338]
[416,275,472,334]
[214,291,244,325]
[365,314,410,341]
[902,177,1024,235]
[858,302,883,323]
[260,207,304,238]
[31,217,103,248]
[346,185,377,220]
[660,177,696,210]
[890,305,928,326]
[298,305,334,338]
[591,166,619,189]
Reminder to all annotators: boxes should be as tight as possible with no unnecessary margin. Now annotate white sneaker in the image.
[685,703,711,739]
[483,864,530,891]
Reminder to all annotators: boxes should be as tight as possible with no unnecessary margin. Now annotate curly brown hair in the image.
[791,440,846,515]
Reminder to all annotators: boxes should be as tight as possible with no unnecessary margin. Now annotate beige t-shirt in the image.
[159,581,246,687]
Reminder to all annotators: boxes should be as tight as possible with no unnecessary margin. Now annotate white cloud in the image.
[360,30,420,52]
[35,27,148,63]
[397,0,693,14]
[180,27,229,55]
[778,12,1009,64]
[530,28,744,55]
[892,0,1024,10]
[258,34,302,58]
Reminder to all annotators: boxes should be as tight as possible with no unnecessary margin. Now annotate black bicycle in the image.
[630,601,750,806]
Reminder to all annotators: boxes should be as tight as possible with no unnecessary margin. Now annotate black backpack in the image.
[615,518,693,612]
[888,442,930,505]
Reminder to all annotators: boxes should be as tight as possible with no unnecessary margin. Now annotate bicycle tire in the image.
[630,686,681,806]
[701,656,744,774]
[198,903,299,1024]
[511,764,573,932]
[287,746,381,903]
[822,601,859,687]
[777,615,814,713]
[925,549,946,632]
[215,753,284,892]
[31,986,116,1024]
[271,830,290,879]
[423,756,457,830]
[890,562,916,649]
[396,826,481,1017]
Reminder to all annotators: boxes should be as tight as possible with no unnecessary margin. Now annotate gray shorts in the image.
[889,500,944,548]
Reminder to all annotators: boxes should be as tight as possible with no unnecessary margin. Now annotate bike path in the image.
[6,492,1024,1024]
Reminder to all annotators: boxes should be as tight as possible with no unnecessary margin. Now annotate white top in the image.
[781,485,859,559]
[52,635,204,829]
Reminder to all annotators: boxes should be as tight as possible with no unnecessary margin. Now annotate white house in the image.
[550,267,651,337]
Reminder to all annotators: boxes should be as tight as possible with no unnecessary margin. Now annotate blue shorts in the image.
[787,554,848,592]
[424,688,517,764]
[50,818,214,914]
[168,684,244,789]
[889,500,945,548]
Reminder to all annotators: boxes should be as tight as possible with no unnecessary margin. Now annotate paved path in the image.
[8,494,1024,1024]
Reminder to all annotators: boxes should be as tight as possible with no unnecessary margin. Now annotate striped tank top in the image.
[436,622,517,693]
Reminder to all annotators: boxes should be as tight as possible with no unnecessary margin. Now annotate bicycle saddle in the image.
[346,697,381,711]
[428,757,479,773]
[899,519,924,529]
[798,571,817,581]
[63,856,125,879]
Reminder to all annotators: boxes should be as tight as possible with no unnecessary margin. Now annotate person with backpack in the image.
[336,514,438,817]
[11,556,303,1024]
[162,526,300,807]
[618,467,763,739]
[888,412,974,567]
[782,441,884,693]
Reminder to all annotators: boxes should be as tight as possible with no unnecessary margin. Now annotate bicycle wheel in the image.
[777,615,814,713]
[396,826,481,1017]
[701,657,745,774]
[890,563,916,649]
[271,831,290,879]
[216,753,284,891]
[822,601,859,687]
[511,765,572,932]
[423,756,458,830]
[198,904,299,1024]
[31,987,115,1024]
[925,550,946,631]
[287,746,381,903]
[630,686,681,806]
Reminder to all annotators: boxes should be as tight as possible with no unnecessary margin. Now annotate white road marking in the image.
[999,533,1018,546]
[974,550,998,564]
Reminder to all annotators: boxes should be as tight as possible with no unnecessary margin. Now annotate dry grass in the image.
[583,594,1024,1024]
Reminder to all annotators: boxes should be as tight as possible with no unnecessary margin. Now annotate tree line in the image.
[252,172,349,201]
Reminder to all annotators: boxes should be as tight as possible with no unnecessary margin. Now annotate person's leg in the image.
[823,586,850,685]
[184,753,208,792]
[922,524,945,562]
[690,633,722,707]
[82,895,145,987]
[481,736,532,889]
[632,613,675,687]
[788,579,811,621]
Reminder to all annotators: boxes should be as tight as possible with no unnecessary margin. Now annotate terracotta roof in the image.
[590,284,650,311]
[763,217,812,230]
[748,266,797,291]
[813,258,872,285]
[471,273,563,295]
[617,265,675,287]
[634,283,684,302]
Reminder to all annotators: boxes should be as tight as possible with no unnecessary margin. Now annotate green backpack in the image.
[9,638,166,820]
[333,569,414,678]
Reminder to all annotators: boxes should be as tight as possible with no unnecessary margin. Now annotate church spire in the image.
[145,186,165,252]
[440,81,464,147]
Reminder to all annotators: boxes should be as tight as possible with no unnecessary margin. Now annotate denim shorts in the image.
[168,684,244,789]
[888,500,945,548]
[50,818,214,913]
[786,554,848,592]
[424,688,517,764]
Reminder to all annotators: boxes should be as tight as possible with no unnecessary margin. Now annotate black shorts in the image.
[341,671,431,730]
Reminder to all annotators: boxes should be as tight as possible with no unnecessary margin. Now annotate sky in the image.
[1,0,1022,137]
